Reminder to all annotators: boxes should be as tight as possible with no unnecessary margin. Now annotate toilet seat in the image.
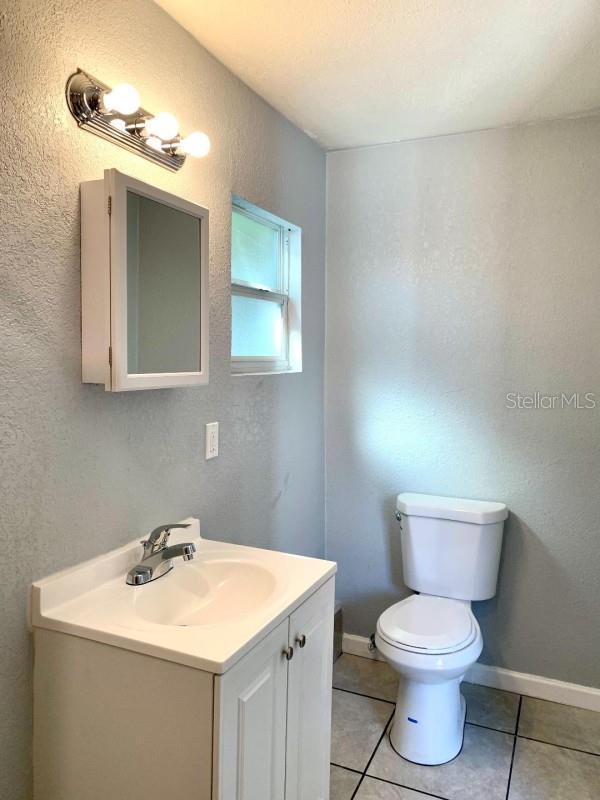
[377,594,477,655]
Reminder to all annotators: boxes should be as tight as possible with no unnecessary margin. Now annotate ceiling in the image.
[154,0,600,150]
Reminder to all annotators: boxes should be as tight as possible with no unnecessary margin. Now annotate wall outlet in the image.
[205,422,219,459]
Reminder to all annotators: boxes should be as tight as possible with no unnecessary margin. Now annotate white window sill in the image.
[231,368,302,377]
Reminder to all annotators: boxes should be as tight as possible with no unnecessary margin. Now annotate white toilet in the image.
[375,492,508,766]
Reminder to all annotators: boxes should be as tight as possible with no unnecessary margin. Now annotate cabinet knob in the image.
[295,634,306,648]
[282,646,294,661]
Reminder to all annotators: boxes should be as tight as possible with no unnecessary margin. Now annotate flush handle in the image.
[282,646,294,661]
[295,634,306,648]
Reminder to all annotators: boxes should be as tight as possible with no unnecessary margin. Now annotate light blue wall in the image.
[0,3,325,797]
[326,117,600,689]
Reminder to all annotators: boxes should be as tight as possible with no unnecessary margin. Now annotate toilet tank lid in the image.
[397,493,508,524]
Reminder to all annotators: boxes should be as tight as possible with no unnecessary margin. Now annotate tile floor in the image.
[330,654,600,800]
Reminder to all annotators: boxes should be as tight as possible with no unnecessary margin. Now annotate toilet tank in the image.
[397,493,508,601]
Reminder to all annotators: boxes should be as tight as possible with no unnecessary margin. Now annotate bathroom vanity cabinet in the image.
[31,525,335,800]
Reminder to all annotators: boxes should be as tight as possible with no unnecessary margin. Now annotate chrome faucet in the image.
[126,523,196,586]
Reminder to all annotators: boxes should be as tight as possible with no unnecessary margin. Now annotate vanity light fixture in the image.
[66,69,210,172]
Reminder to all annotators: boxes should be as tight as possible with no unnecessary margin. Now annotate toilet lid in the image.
[377,595,476,654]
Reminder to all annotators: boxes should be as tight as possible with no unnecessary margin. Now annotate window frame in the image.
[231,197,301,376]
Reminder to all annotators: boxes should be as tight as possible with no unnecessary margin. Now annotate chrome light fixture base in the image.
[65,69,185,172]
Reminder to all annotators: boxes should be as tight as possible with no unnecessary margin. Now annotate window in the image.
[231,198,301,374]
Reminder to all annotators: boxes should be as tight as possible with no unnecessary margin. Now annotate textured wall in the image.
[326,117,600,689]
[0,3,325,798]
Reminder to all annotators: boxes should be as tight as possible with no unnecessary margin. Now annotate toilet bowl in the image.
[375,594,483,765]
[376,493,508,766]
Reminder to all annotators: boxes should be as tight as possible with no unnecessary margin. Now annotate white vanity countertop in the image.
[30,519,336,674]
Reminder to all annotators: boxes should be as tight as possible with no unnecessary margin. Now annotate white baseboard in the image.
[465,662,600,713]
[342,633,600,713]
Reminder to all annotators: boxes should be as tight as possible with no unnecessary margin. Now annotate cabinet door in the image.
[214,619,289,800]
[285,579,335,800]
[81,169,210,391]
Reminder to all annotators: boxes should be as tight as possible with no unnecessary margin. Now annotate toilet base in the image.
[389,677,466,765]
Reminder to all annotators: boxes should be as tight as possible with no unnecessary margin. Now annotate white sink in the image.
[30,518,336,673]
[130,557,277,627]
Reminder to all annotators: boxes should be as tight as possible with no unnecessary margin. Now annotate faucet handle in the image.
[143,523,191,554]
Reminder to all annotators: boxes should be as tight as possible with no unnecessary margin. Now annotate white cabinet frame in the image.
[81,169,209,391]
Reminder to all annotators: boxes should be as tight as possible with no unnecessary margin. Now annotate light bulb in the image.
[110,118,126,132]
[146,136,164,152]
[102,84,140,115]
[179,131,210,158]
[144,112,179,141]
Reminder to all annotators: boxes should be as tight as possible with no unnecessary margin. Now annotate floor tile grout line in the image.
[356,772,452,800]
[467,721,519,736]
[332,672,600,797]
[331,729,600,798]
[515,734,600,759]
[330,762,363,775]
[335,682,600,748]
[333,685,395,705]
[350,708,396,800]
[333,685,523,737]
[504,695,523,800]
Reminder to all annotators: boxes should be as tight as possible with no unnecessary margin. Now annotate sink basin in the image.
[130,558,277,627]
[30,517,336,673]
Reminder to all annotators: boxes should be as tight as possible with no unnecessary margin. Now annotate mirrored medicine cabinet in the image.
[80,169,209,391]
